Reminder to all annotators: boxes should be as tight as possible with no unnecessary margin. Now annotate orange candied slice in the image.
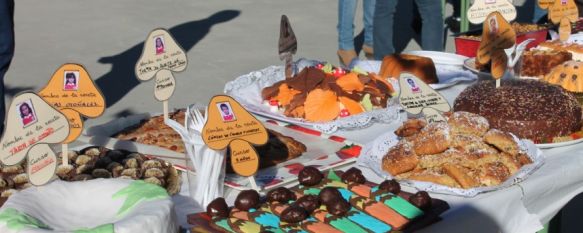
[304,89,340,122]
[274,83,301,106]
[336,73,365,92]
[339,96,365,115]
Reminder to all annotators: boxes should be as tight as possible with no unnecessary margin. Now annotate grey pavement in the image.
[4,0,581,232]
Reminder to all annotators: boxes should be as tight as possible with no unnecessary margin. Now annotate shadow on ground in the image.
[95,10,241,108]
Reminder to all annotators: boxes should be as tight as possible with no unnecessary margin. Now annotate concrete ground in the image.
[4,0,580,232]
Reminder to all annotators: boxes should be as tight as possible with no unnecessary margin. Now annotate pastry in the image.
[454,79,582,142]
[520,49,572,77]
[381,141,419,175]
[262,65,396,122]
[115,109,187,152]
[379,54,438,84]
[538,40,583,61]
[382,112,534,189]
[205,168,437,232]
[114,109,307,172]
[0,179,177,233]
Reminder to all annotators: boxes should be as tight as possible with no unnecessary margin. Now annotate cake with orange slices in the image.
[261,64,396,122]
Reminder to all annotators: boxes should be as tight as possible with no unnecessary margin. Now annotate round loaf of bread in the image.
[379,54,438,84]
[453,79,582,142]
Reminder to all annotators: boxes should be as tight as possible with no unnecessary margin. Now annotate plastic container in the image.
[455,29,548,58]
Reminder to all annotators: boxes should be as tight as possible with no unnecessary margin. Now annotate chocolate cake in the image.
[453,79,582,142]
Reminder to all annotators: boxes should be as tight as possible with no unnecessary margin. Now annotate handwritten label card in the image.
[477,12,516,80]
[135,28,188,82]
[398,73,451,123]
[468,0,516,24]
[548,0,579,41]
[154,69,176,101]
[38,64,105,143]
[422,108,448,124]
[229,139,260,177]
[26,143,57,186]
[0,92,70,166]
[202,95,268,177]
[549,0,578,23]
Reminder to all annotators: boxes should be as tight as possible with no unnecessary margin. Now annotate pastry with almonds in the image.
[261,64,396,122]
[383,112,534,189]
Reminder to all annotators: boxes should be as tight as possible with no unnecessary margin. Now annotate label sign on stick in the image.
[422,107,448,124]
[38,63,106,143]
[560,17,572,41]
[398,73,451,122]
[154,69,176,101]
[135,28,188,81]
[467,0,516,24]
[477,12,516,80]
[26,143,57,186]
[548,0,578,23]
[0,92,70,166]
[202,95,268,177]
[229,139,260,177]
[202,95,269,150]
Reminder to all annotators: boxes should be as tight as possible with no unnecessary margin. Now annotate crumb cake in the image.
[520,49,572,77]
[454,80,582,142]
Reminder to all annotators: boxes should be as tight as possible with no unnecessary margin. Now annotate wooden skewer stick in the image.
[61,143,69,166]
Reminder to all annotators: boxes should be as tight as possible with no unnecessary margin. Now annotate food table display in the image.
[5,4,583,233]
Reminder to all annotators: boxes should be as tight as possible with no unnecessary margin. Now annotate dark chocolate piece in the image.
[106,150,127,162]
[379,179,401,194]
[341,167,366,184]
[266,187,297,203]
[280,206,308,223]
[207,197,230,218]
[235,190,261,211]
[95,156,113,169]
[298,166,323,186]
[294,195,320,214]
[318,187,342,205]
[71,174,94,181]
[326,198,351,216]
[409,191,432,210]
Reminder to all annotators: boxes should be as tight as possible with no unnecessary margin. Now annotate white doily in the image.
[357,130,545,197]
[224,59,401,134]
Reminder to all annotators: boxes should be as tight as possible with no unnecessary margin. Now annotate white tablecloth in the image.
[174,80,583,233]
